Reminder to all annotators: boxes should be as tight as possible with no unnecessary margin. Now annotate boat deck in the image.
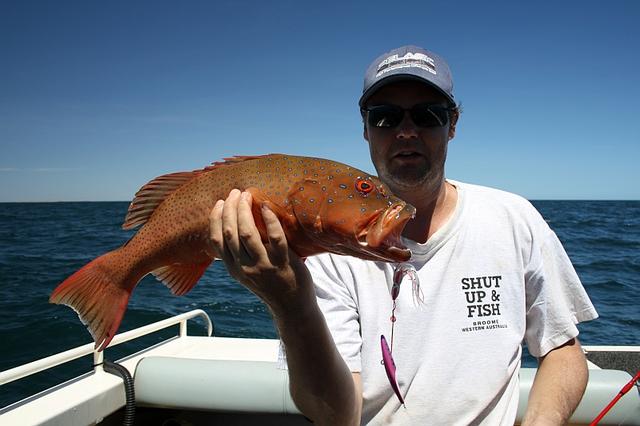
[1,310,638,425]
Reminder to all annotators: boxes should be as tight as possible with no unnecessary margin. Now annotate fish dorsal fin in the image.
[151,261,212,296]
[122,171,200,230]
[122,155,280,230]
[203,154,280,171]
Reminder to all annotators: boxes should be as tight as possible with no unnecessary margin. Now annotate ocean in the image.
[0,200,639,408]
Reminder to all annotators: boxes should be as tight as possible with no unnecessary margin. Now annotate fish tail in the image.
[50,249,135,351]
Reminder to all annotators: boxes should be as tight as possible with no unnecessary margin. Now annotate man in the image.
[208,45,598,425]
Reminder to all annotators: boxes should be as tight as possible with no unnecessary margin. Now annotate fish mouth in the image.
[356,201,416,262]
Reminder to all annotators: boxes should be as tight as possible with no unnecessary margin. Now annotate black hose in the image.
[103,360,135,426]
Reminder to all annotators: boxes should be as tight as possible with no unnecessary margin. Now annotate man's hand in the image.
[208,189,362,425]
[208,188,314,315]
[522,338,588,425]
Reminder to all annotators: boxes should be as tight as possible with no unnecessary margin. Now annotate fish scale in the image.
[50,154,416,350]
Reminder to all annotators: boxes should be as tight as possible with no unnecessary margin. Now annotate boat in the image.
[1,309,638,425]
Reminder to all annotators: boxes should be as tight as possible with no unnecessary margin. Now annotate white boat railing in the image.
[0,309,212,387]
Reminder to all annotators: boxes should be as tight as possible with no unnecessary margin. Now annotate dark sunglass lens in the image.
[411,105,449,127]
[368,105,403,128]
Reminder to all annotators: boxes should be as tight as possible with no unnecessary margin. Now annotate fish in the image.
[50,154,416,350]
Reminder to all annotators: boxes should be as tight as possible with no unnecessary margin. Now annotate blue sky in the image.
[1,0,638,201]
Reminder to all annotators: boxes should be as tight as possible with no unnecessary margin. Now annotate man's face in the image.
[363,80,457,194]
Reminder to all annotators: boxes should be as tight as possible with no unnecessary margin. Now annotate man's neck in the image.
[400,180,458,244]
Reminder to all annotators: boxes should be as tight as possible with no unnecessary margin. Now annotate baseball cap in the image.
[359,45,455,107]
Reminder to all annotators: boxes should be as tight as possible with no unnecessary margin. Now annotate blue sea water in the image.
[0,200,639,408]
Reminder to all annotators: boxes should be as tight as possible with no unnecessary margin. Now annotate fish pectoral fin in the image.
[246,187,296,231]
[151,261,211,296]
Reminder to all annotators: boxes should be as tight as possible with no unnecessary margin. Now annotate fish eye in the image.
[355,178,374,194]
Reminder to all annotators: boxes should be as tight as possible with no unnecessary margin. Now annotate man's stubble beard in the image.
[375,157,445,198]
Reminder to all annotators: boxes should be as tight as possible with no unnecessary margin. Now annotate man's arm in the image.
[275,305,363,425]
[208,189,362,425]
[521,338,588,425]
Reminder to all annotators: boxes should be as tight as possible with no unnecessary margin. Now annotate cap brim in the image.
[358,74,455,108]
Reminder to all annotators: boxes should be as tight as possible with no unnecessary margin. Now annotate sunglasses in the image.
[362,103,455,128]
[380,263,420,406]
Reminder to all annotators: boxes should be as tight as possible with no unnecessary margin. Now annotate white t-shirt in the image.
[299,181,598,425]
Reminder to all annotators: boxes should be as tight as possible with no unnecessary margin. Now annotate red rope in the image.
[589,370,640,425]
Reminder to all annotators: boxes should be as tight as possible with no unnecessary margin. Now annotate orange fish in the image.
[50,154,416,350]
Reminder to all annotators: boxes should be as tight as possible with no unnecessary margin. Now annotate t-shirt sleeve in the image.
[524,224,599,357]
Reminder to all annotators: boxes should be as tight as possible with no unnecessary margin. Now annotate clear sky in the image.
[1,0,638,201]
